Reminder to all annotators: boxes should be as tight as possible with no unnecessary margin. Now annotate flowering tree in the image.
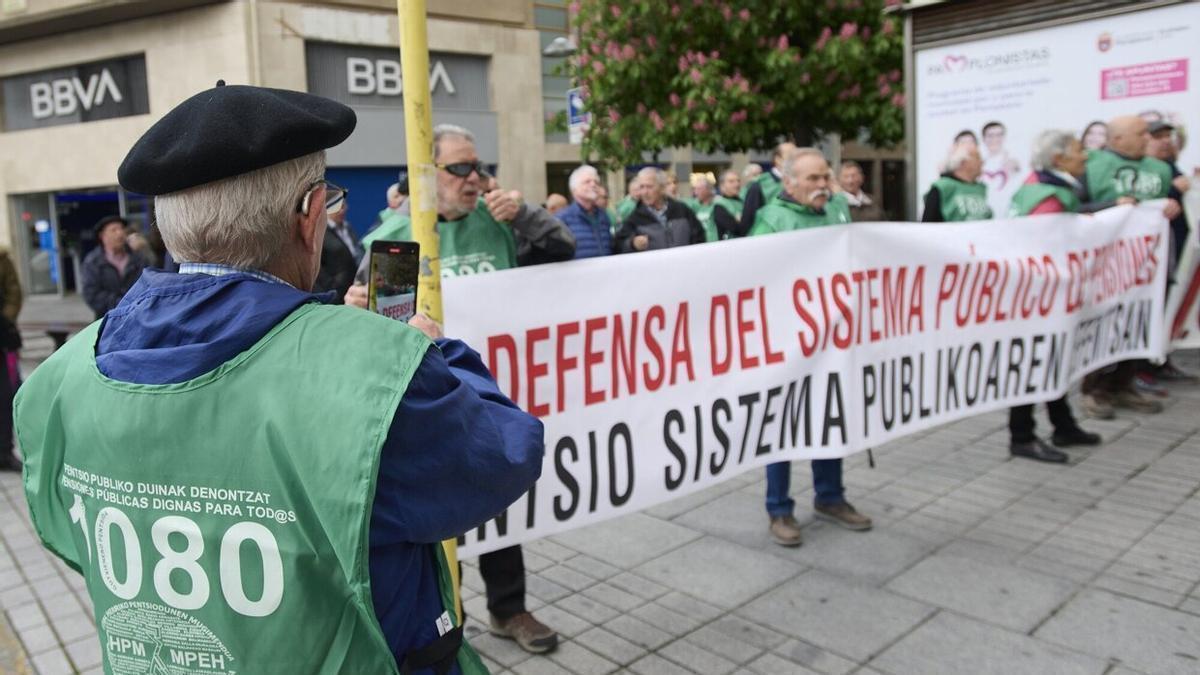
[570,0,905,168]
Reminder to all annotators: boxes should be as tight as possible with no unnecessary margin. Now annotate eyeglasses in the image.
[436,161,486,179]
[297,180,348,216]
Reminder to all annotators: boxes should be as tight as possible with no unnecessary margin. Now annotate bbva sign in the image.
[30,68,124,119]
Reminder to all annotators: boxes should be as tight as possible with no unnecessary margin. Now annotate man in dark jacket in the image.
[559,164,613,259]
[613,167,705,253]
[81,215,148,319]
[314,199,362,303]
[739,141,797,232]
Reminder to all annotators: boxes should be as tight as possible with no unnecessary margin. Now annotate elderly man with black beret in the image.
[15,82,542,674]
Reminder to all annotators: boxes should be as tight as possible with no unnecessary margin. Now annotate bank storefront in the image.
[0,1,545,297]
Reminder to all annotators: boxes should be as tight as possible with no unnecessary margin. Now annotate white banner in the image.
[914,3,1200,219]
[445,205,1168,557]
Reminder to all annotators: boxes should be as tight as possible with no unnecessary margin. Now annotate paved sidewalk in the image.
[2,350,1198,674]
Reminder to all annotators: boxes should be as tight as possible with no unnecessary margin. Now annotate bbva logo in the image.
[29,69,124,120]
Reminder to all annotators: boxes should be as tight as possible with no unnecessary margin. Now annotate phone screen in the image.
[368,240,420,322]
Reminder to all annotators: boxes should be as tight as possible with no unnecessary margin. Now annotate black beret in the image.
[118,81,356,195]
[93,214,128,236]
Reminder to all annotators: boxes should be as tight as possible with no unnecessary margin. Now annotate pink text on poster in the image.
[1101,59,1189,100]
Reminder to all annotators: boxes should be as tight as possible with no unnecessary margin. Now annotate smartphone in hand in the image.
[368,240,420,322]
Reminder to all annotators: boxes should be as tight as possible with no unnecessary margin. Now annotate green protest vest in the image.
[615,196,637,222]
[714,195,744,223]
[928,177,993,221]
[15,304,486,675]
[684,198,719,242]
[363,200,517,277]
[1008,182,1081,216]
[752,172,783,204]
[1085,149,1173,203]
[748,193,851,235]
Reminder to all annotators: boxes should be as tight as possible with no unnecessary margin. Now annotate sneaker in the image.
[1051,427,1101,447]
[768,515,803,547]
[1156,360,1199,383]
[1010,438,1069,463]
[1080,393,1115,420]
[489,612,558,654]
[1133,372,1168,398]
[814,502,873,531]
[1111,387,1164,414]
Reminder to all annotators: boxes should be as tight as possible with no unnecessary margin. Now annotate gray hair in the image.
[1031,129,1077,171]
[154,151,325,269]
[386,182,401,199]
[945,143,977,172]
[433,123,475,161]
[782,147,827,180]
[741,164,762,179]
[637,167,669,188]
[568,164,600,194]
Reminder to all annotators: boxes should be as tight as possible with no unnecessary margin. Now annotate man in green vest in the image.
[368,177,408,235]
[715,169,745,225]
[921,144,993,222]
[740,141,797,231]
[1079,114,1180,416]
[356,124,571,655]
[748,148,868,547]
[1004,130,1103,462]
[16,84,544,674]
[363,124,575,276]
[684,174,739,242]
[615,172,644,223]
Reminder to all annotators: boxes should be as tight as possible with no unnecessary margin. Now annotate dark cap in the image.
[397,170,409,195]
[93,214,128,236]
[118,81,356,195]
[1148,120,1175,135]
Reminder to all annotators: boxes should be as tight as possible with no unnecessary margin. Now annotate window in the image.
[536,1,570,143]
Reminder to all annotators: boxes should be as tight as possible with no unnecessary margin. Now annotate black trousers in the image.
[0,354,14,452]
[479,545,525,619]
[1009,395,1076,443]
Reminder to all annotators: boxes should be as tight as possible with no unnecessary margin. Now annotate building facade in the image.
[0,0,547,296]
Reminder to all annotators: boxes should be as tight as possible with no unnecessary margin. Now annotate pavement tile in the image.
[50,613,96,644]
[886,552,1077,632]
[873,611,1105,675]
[5,602,45,631]
[737,570,934,661]
[628,601,705,636]
[551,513,702,568]
[562,555,620,581]
[531,602,592,639]
[672,490,777,550]
[604,614,674,651]
[526,574,572,604]
[704,615,788,652]
[607,572,670,601]
[29,648,73,675]
[63,636,102,671]
[1091,575,1185,610]
[1035,589,1200,675]
[744,652,822,675]
[579,581,644,613]
[573,626,646,666]
[682,624,767,665]
[781,527,933,585]
[635,537,803,609]
[467,632,534,669]
[555,593,621,624]
[629,653,696,675]
[539,564,598,593]
[771,639,858,675]
[658,639,739,674]
[544,640,618,675]
[15,622,57,654]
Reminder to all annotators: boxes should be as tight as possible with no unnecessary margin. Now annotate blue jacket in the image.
[95,269,544,673]
[558,201,613,259]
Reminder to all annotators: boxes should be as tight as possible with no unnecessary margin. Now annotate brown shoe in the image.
[814,502,873,531]
[1080,393,1115,420]
[489,611,558,654]
[1110,387,1164,414]
[769,515,803,547]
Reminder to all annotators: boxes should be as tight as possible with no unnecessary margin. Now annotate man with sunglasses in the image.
[362,124,574,274]
[352,124,572,655]
[16,84,543,674]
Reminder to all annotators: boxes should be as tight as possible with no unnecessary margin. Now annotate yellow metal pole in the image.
[397,0,442,324]
[397,0,461,621]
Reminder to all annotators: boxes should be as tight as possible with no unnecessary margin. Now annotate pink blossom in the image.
[885,0,902,6]
[882,20,895,35]
[690,68,703,84]
[696,52,708,66]
[839,22,857,39]
[730,110,748,124]
[693,121,708,132]
[669,92,681,106]
[891,92,906,107]
[888,69,901,83]
[693,0,703,6]
[568,1,580,14]
[710,50,720,60]
[739,79,750,93]
[706,94,717,106]
[877,73,888,86]
[637,103,647,114]
[647,35,658,49]
[678,56,689,72]
[879,83,892,97]
[594,61,606,75]
[609,109,621,122]
[777,35,789,51]
[590,43,601,55]
[815,27,833,50]
[671,4,681,17]
[738,8,750,20]
[764,101,775,115]
[609,5,621,18]
[621,44,636,60]
[686,99,697,110]
[650,110,665,131]
[721,5,733,21]
[861,27,872,40]
[579,53,591,67]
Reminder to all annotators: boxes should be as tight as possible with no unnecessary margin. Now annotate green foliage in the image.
[571,0,905,168]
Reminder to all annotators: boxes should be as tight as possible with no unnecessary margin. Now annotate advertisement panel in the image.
[914,4,1200,219]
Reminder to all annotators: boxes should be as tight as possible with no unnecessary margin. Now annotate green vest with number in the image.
[749,193,851,235]
[15,304,485,675]
[928,177,993,221]
[1084,149,1173,203]
[364,200,517,277]
[684,198,719,242]
[1008,181,1082,216]
[714,195,743,223]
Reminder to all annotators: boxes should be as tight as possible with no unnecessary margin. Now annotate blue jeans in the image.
[765,459,845,517]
